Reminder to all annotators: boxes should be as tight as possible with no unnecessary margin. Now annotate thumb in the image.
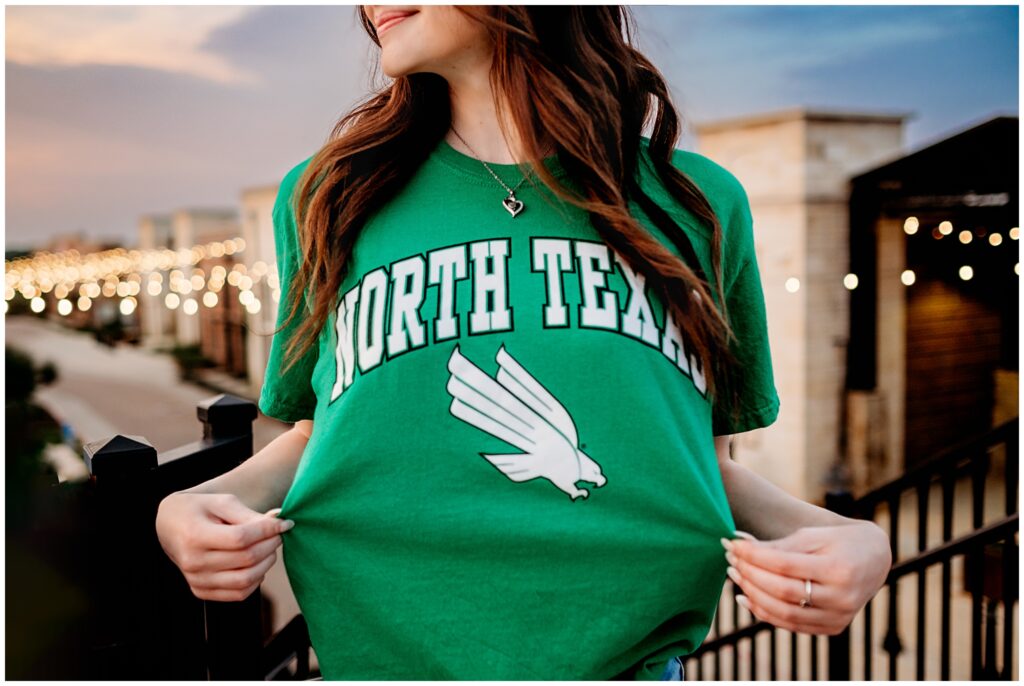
[205,497,290,546]
[205,494,270,526]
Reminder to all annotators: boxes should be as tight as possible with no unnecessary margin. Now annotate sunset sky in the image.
[5,4,1018,250]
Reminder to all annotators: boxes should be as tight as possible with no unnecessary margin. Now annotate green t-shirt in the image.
[259,136,780,680]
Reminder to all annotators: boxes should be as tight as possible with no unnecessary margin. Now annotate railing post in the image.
[83,434,168,679]
[825,489,855,680]
[193,394,263,680]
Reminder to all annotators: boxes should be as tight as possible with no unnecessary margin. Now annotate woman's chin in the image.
[380,55,422,80]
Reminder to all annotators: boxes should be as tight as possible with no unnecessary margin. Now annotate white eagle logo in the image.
[445,344,607,501]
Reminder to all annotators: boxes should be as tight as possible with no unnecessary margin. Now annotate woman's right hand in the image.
[155,491,295,602]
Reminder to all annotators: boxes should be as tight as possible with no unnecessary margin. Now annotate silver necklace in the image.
[449,127,533,218]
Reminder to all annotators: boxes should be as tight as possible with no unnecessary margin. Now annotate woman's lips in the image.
[377,11,417,36]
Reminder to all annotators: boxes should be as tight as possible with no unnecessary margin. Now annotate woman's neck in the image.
[445,64,552,165]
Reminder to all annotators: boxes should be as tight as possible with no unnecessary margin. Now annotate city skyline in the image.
[5,3,1018,250]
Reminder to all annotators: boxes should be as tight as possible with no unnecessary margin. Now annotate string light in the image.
[2,234,289,322]
[904,217,919,235]
[989,233,1002,246]
[1011,227,1019,240]
[785,277,800,293]
[843,273,859,290]
[938,221,953,236]
[901,270,916,286]
[959,265,973,281]
[959,230,972,244]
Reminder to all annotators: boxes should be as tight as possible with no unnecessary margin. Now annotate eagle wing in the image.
[446,345,546,453]
[494,344,578,446]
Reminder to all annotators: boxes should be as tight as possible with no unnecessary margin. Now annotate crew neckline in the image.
[432,137,569,184]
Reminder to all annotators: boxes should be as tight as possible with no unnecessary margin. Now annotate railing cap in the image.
[197,394,258,426]
[84,433,158,478]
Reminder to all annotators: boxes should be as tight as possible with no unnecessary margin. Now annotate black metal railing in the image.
[7,393,317,680]
[685,417,1019,681]
[11,395,1016,680]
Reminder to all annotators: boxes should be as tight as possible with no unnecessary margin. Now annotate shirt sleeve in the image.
[257,160,318,423]
[711,179,781,436]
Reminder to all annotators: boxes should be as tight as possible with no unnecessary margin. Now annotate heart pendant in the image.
[502,196,524,217]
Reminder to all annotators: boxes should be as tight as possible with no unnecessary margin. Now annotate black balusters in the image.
[915,480,929,680]
[941,468,954,680]
[884,492,902,680]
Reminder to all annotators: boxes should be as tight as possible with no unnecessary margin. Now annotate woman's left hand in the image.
[722,521,892,635]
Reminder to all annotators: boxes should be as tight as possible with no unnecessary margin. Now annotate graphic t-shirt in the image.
[259,136,780,680]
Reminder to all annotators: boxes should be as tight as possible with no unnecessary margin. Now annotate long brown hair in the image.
[279,5,741,424]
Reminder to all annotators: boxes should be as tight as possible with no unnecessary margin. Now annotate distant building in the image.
[846,115,1018,482]
[694,108,1018,501]
[138,215,175,349]
[239,183,281,400]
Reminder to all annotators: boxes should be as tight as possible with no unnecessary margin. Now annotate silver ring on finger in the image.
[799,578,814,607]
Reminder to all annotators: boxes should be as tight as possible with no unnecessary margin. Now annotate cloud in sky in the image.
[6,5,259,85]
[4,5,1017,250]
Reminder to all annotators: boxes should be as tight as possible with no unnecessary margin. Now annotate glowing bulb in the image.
[901,270,916,286]
[119,297,137,315]
[959,230,972,244]
[938,221,953,236]
[843,273,859,290]
[147,281,162,296]
[959,265,973,281]
[78,296,92,311]
[165,293,180,309]
[903,217,919,235]
[57,299,73,316]
[989,233,1002,246]
[30,296,45,312]
[785,277,800,293]
[182,298,198,315]
[203,292,218,308]
[1010,227,1019,240]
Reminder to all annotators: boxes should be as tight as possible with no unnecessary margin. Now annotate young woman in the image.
[156,6,892,680]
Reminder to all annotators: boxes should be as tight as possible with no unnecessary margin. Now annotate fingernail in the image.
[720,537,734,551]
[735,594,750,610]
[265,507,283,518]
[726,566,742,585]
[725,551,737,566]
[732,530,758,542]
[280,519,295,531]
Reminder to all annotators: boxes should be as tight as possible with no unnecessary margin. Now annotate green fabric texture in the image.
[258,135,780,680]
